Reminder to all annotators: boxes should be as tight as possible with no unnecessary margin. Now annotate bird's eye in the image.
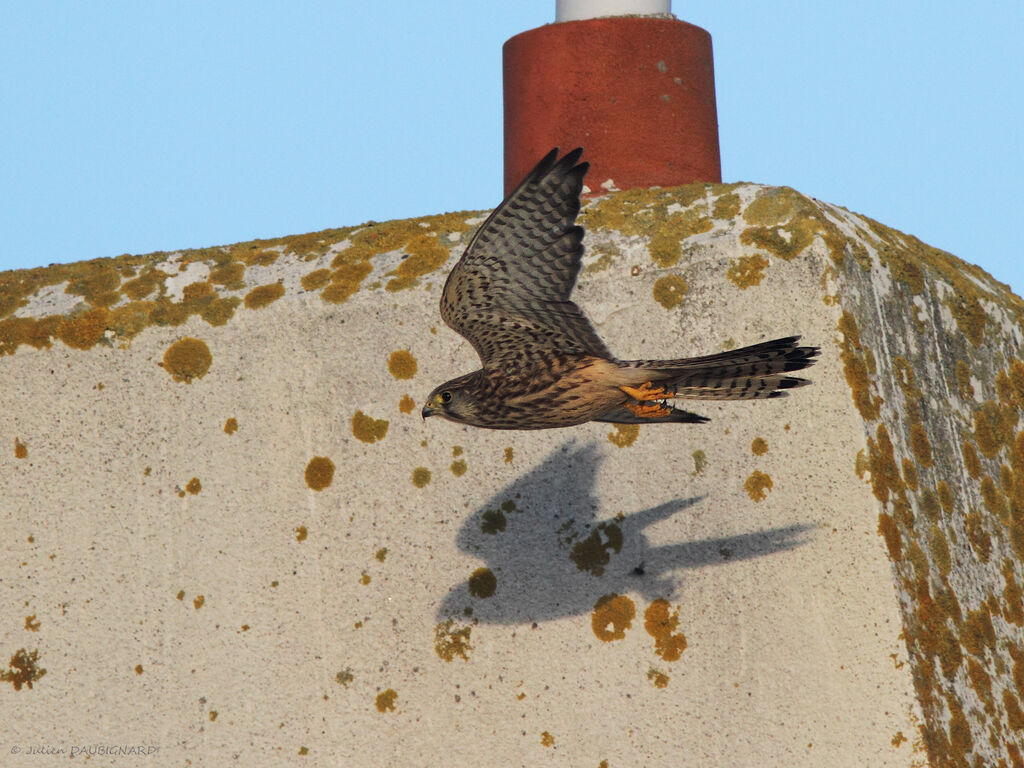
[440,391,453,404]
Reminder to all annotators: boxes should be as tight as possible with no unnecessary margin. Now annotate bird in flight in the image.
[422,148,819,430]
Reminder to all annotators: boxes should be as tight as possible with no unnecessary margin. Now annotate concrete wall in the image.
[2,181,1021,766]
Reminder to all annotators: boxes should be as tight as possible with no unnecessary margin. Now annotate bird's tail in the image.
[619,336,820,401]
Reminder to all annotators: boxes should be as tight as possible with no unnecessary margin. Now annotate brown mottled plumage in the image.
[422,148,819,430]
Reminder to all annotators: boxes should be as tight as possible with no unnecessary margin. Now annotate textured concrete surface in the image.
[3,182,1022,766]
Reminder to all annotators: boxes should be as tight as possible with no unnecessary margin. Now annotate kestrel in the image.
[422,148,819,430]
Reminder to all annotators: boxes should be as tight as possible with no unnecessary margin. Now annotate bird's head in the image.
[422,373,481,425]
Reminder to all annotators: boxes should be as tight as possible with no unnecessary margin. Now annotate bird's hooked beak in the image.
[421,403,435,420]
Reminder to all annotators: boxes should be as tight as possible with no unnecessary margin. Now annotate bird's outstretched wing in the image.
[440,148,612,370]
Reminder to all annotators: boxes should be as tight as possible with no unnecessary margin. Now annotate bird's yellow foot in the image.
[620,382,672,401]
[624,401,673,419]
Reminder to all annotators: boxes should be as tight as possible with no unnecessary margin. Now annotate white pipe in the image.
[555,0,671,22]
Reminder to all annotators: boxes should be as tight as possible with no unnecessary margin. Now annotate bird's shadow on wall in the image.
[438,442,814,625]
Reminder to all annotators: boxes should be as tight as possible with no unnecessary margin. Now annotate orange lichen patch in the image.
[193,595,205,610]
[65,259,122,305]
[744,471,773,502]
[224,417,238,434]
[891,731,907,748]
[964,511,991,562]
[387,350,417,379]
[2,648,46,690]
[468,567,497,599]
[974,400,1018,459]
[878,513,902,560]
[351,411,389,443]
[176,590,185,601]
[726,254,770,289]
[450,459,467,477]
[375,689,397,713]
[0,315,61,355]
[243,282,285,309]
[321,261,373,304]
[304,456,335,491]
[299,268,331,291]
[360,572,371,585]
[375,548,387,562]
[135,664,144,675]
[24,615,40,632]
[14,437,27,459]
[652,274,688,309]
[837,312,881,420]
[607,423,639,447]
[161,337,212,383]
[1003,561,1024,625]
[962,609,996,657]
[57,306,109,350]
[434,619,473,662]
[955,360,975,398]
[962,441,981,479]
[398,395,415,414]
[944,289,986,346]
[901,458,919,492]
[866,424,904,505]
[751,437,768,456]
[185,477,202,495]
[647,668,670,689]
[208,710,218,722]
[937,481,954,514]
[540,731,555,748]
[480,509,506,535]
[591,593,635,641]
[967,657,994,715]
[386,234,451,291]
[295,526,308,542]
[908,423,933,467]
[570,522,623,576]
[504,447,514,464]
[1004,690,1024,731]
[920,488,940,521]
[644,599,687,661]
[928,525,952,577]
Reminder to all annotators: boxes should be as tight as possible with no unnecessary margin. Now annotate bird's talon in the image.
[620,382,671,401]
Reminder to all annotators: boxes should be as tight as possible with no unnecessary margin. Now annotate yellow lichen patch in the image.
[540,732,555,748]
[964,510,991,562]
[224,417,238,434]
[360,572,371,585]
[891,732,907,748]
[14,437,27,459]
[305,456,335,491]
[450,459,467,477]
[570,522,623,576]
[375,548,387,562]
[937,481,954,514]
[607,423,639,447]
[135,664,144,675]
[185,477,202,495]
[411,467,431,488]
[480,509,506,535]
[644,599,687,661]
[375,689,397,713]
[837,312,881,421]
[351,411,389,443]
[955,360,974,398]
[387,350,417,379]
[1003,560,1024,626]
[209,261,245,286]
[193,595,205,610]
[504,447,514,463]
[962,441,981,479]
[386,233,451,291]
[243,282,285,309]
[944,289,986,346]
[692,449,707,476]
[299,268,331,292]
[434,619,473,662]
[974,400,1017,459]
[744,471,773,502]
[295,526,308,542]
[161,337,212,383]
[208,710,217,721]
[24,615,40,631]
[1,648,46,691]
[581,185,706,236]
[591,593,636,641]
[336,668,354,687]
[452,446,463,457]
[584,242,618,273]
[398,395,415,414]
[652,274,688,309]
[647,668,670,689]
[751,437,768,456]
[321,261,373,304]
[648,208,713,267]
[910,423,933,467]
[468,567,497,598]
[712,192,741,220]
[928,525,952,577]
[726,254,770,288]
[65,259,122,306]
[901,458,919,492]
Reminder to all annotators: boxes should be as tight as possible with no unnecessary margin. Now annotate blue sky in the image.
[2,2,1022,295]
